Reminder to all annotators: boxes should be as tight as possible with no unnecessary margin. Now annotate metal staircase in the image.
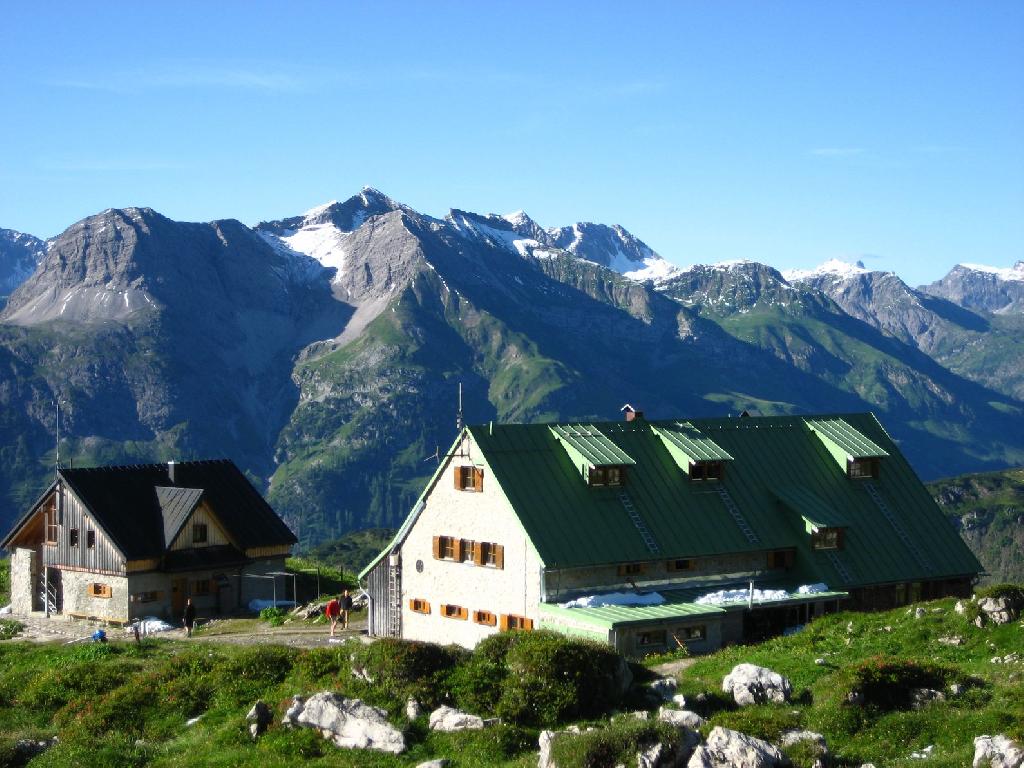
[715,485,760,544]
[863,481,933,573]
[618,491,660,554]
[39,574,57,615]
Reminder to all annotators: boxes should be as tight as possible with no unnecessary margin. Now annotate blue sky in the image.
[2,1,1021,286]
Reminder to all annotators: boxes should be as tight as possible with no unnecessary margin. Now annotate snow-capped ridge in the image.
[783,258,871,283]
[956,261,1024,282]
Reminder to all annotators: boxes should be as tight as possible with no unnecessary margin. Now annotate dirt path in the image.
[2,612,370,649]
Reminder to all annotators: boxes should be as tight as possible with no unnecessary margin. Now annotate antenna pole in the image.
[456,381,463,433]
[55,399,60,477]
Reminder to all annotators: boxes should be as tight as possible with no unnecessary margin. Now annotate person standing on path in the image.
[183,597,196,638]
[325,595,341,637]
[340,589,354,630]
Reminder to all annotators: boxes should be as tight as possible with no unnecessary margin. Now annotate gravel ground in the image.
[2,611,370,648]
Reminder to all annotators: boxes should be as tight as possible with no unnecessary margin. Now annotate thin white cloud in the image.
[38,158,185,172]
[48,61,343,94]
[808,147,866,157]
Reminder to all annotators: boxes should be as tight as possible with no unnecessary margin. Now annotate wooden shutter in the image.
[473,467,484,492]
[432,536,442,559]
[499,614,509,631]
[523,618,534,630]
[454,466,462,489]
[473,542,485,566]
[494,544,504,570]
[454,538,464,561]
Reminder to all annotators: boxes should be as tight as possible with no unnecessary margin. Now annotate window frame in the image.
[688,461,724,481]
[86,529,96,549]
[847,457,879,479]
[454,465,484,492]
[192,579,212,596]
[45,513,58,545]
[588,465,625,487]
[675,624,706,641]
[617,562,644,577]
[409,598,431,614]
[192,523,209,544]
[500,614,534,631]
[637,629,667,647]
[811,528,843,550]
[666,558,695,573]
[88,583,112,599]
[473,609,497,626]
[69,528,79,548]
[441,603,468,620]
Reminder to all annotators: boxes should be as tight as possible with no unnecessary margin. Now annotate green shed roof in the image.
[773,485,849,529]
[539,583,849,629]
[550,424,637,467]
[464,413,980,588]
[652,422,734,463]
[806,418,889,459]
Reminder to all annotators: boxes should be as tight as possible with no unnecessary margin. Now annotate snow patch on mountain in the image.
[259,224,349,283]
[783,259,870,282]
[957,261,1024,282]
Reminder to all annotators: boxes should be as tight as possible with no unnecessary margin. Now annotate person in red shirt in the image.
[325,595,341,637]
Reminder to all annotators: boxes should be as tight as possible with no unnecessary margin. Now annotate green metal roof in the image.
[464,413,980,588]
[806,417,889,459]
[773,485,849,529]
[652,422,734,464]
[550,424,637,467]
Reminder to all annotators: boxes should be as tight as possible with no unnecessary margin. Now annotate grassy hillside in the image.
[1,590,1021,767]
[928,467,1024,584]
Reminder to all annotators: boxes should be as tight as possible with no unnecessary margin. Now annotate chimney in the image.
[621,403,643,422]
[168,460,176,484]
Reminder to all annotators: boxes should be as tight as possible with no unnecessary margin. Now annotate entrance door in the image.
[171,578,188,617]
[44,567,63,614]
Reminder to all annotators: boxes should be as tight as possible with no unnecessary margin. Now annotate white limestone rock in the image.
[978,598,1018,626]
[415,761,451,768]
[406,697,422,720]
[428,705,484,732]
[648,677,679,702]
[658,707,705,731]
[780,729,828,757]
[688,727,787,767]
[721,663,792,706]
[974,735,1024,768]
[281,693,405,754]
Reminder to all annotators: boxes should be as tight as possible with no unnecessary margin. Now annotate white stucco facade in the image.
[398,434,544,648]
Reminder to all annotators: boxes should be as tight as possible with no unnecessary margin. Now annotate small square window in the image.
[441,604,467,620]
[688,461,724,481]
[637,629,667,647]
[675,624,705,641]
[88,583,112,598]
[435,535,457,560]
[617,562,644,577]
[409,598,431,614]
[473,609,497,626]
[811,528,843,550]
[193,524,208,544]
[454,466,484,491]
[69,529,79,547]
[501,614,533,631]
[588,466,625,487]
[667,558,694,572]
[847,458,879,479]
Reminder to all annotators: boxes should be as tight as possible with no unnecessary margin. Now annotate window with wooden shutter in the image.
[441,604,468,620]
[88,583,112,599]
[473,609,497,626]
[409,598,431,614]
[434,535,457,560]
[617,562,644,577]
[500,614,533,631]
[455,466,484,492]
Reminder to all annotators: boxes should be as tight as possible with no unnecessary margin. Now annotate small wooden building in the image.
[2,459,296,624]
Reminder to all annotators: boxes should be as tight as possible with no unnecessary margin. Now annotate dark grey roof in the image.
[156,486,205,548]
[4,459,296,560]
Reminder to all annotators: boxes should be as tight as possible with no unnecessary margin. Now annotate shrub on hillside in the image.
[450,630,627,726]
[976,583,1024,606]
[845,656,958,711]
[349,638,468,709]
[259,606,287,626]
[548,718,681,768]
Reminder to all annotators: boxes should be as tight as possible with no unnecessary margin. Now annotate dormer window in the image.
[589,466,625,487]
[689,461,724,481]
[811,528,844,550]
[847,458,879,479]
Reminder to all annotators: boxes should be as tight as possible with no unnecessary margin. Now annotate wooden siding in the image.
[245,544,292,558]
[44,486,125,575]
[170,501,232,551]
[366,556,399,638]
[126,559,161,573]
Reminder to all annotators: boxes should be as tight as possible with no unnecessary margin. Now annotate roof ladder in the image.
[715,485,760,544]
[825,550,855,584]
[863,481,933,573]
[617,490,660,554]
[386,559,402,638]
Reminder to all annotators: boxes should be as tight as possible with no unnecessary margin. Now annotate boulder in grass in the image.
[688,727,787,768]
[978,598,1018,626]
[648,677,678,702]
[973,735,1024,768]
[721,663,792,706]
[282,693,405,754]
[428,705,484,732]
[780,729,829,759]
[246,700,273,739]
[415,761,451,768]
[659,707,705,731]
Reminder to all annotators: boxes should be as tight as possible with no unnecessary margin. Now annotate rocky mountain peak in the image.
[0,228,47,303]
[922,261,1024,315]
